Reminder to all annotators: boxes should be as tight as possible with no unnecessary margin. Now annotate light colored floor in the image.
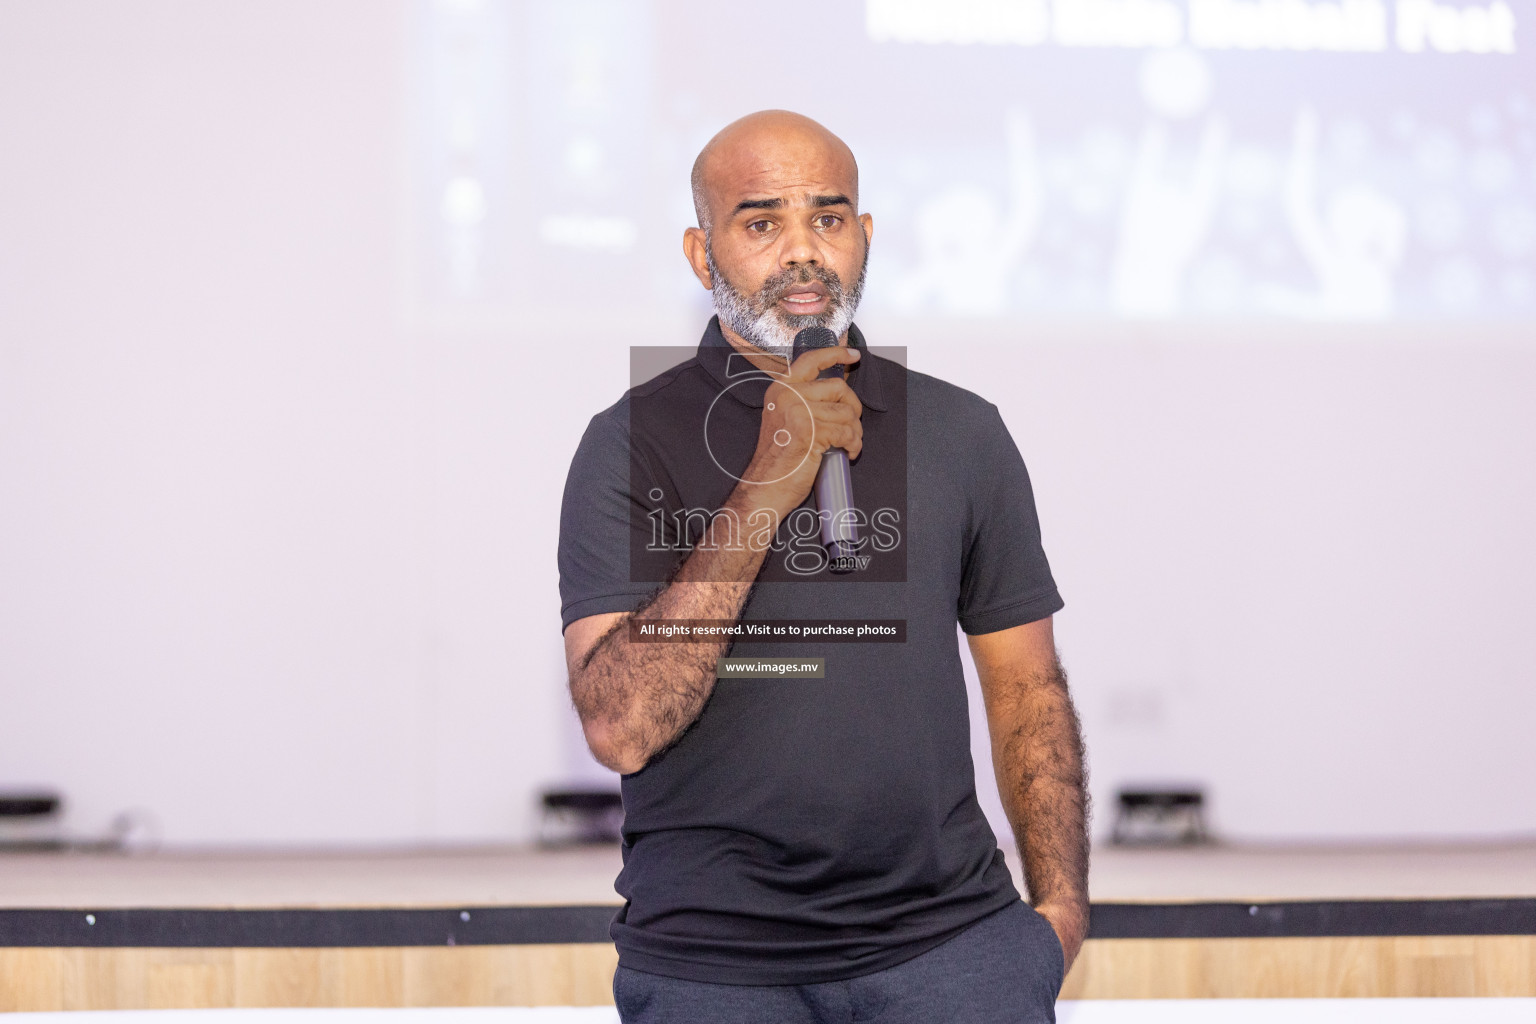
[2,840,1534,909]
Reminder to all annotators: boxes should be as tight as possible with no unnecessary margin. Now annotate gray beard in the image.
[706,242,867,357]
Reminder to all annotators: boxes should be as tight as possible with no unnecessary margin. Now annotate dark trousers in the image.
[612,900,1065,1024]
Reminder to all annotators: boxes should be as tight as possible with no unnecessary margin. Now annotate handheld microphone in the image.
[791,327,860,574]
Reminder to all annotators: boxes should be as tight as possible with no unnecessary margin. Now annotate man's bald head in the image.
[690,110,859,233]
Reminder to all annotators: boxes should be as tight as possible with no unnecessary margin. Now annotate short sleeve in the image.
[956,403,1064,635]
[557,407,663,632]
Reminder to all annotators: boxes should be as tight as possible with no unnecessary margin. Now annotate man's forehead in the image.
[699,118,858,213]
[711,171,857,223]
[728,172,854,208]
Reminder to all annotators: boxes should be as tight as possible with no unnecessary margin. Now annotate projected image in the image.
[406,0,1533,325]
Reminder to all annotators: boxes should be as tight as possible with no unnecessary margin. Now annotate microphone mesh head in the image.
[791,327,838,361]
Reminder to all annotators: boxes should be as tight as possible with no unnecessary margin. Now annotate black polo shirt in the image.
[558,317,1063,985]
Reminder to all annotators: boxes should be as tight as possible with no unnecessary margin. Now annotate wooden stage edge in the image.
[3,900,1535,1010]
[3,937,1536,1009]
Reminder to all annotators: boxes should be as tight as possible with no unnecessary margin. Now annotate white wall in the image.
[0,0,587,845]
[908,323,1536,844]
[2,2,1533,846]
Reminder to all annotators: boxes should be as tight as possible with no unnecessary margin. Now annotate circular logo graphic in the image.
[703,376,816,485]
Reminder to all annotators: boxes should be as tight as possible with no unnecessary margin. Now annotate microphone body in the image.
[791,327,860,573]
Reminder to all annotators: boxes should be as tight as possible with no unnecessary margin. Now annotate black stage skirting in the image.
[4,899,1534,948]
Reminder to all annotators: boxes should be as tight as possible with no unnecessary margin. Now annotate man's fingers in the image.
[808,408,862,458]
[813,423,861,457]
[758,357,866,472]
[788,345,860,383]
[795,377,864,416]
[808,401,861,429]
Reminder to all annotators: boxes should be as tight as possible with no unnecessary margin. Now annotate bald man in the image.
[558,111,1088,1023]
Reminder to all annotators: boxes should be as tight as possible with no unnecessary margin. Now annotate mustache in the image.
[757,264,845,306]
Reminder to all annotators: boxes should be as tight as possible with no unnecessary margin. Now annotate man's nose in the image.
[779,218,821,267]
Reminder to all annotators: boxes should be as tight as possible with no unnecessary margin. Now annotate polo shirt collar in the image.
[695,315,889,412]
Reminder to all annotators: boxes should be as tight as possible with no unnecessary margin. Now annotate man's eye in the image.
[816,214,840,229]
[748,220,772,233]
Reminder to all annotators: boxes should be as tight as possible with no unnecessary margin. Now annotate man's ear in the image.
[860,212,874,247]
[682,227,713,290]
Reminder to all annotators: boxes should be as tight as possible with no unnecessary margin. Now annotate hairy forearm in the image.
[571,502,770,774]
[992,657,1090,916]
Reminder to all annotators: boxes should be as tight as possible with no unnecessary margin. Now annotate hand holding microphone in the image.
[733,334,863,531]
[730,328,864,573]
